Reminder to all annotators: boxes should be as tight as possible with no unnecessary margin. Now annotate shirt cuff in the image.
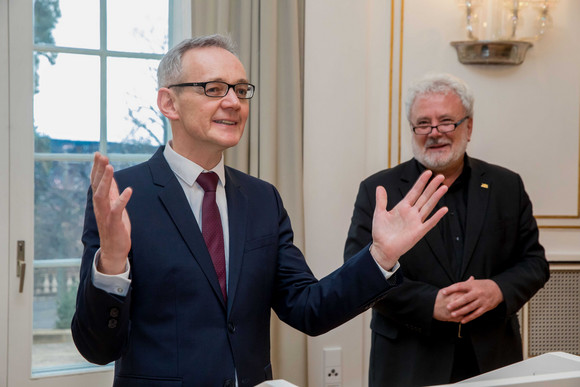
[370,244,400,279]
[92,249,131,297]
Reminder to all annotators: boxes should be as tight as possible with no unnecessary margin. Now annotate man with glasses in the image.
[72,35,449,386]
[344,73,550,386]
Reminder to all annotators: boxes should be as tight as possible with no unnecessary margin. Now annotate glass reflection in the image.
[34,53,100,144]
[107,0,169,53]
[107,57,166,152]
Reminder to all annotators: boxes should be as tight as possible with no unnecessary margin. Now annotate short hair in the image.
[157,34,238,89]
[404,73,474,121]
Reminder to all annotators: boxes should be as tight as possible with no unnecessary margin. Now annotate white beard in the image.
[412,133,469,173]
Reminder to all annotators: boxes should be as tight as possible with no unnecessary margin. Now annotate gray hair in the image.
[157,34,238,89]
[404,73,474,121]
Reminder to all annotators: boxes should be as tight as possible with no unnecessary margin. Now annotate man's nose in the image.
[428,126,444,136]
[221,87,241,107]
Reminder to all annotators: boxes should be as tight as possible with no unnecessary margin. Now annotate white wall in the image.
[304,0,580,385]
[303,0,396,385]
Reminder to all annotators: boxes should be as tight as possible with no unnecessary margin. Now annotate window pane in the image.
[107,0,169,54]
[32,263,86,372]
[107,57,166,153]
[28,0,173,379]
[34,53,100,145]
[34,160,90,261]
[35,0,100,49]
[32,160,93,372]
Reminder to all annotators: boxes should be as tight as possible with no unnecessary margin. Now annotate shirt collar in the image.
[413,154,471,188]
[163,141,226,187]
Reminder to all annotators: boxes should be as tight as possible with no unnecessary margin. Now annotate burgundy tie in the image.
[197,172,227,301]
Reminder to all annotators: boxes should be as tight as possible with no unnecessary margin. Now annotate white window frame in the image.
[2,1,190,386]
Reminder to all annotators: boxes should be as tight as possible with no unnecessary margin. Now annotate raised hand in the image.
[91,152,133,275]
[370,170,448,271]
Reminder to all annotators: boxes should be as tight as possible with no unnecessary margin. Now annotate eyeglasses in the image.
[167,81,255,99]
[412,116,470,135]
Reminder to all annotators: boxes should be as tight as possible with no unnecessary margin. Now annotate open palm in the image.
[371,171,448,270]
[91,152,133,274]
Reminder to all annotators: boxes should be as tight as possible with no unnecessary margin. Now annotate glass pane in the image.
[34,0,100,49]
[34,53,100,145]
[34,160,90,260]
[107,57,166,153]
[111,159,151,171]
[32,160,94,372]
[32,263,86,372]
[107,0,169,54]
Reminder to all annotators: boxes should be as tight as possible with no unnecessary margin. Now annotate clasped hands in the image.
[434,276,504,324]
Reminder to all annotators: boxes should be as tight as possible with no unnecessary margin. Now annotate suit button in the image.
[108,319,118,329]
[228,322,235,333]
[223,379,234,387]
[109,307,119,318]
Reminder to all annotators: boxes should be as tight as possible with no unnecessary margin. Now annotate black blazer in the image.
[344,156,549,387]
[72,146,401,387]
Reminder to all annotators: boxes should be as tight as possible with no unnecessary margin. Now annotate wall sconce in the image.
[451,0,557,65]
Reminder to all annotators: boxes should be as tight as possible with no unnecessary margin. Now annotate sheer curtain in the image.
[190,1,306,384]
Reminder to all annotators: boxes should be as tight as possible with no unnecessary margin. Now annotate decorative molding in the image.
[387,0,395,169]
[536,108,580,223]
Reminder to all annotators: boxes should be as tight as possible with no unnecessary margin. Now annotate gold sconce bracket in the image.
[451,40,533,65]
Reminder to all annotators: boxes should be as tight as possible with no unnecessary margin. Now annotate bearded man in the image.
[344,73,549,386]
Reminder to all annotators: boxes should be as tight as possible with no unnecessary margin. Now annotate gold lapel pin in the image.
[481,183,489,189]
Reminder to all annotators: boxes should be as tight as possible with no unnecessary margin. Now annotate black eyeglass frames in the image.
[412,116,470,135]
[167,81,255,99]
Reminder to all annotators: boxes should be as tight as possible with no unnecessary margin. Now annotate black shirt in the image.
[414,156,471,278]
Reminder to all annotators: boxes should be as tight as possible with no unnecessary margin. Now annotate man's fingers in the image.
[90,152,101,185]
[93,165,115,212]
[419,184,448,221]
[452,300,481,320]
[422,206,448,233]
[442,281,467,296]
[375,185,388,214]
[110,187,133,217]
[117,187,133,209]
[91,152,109,189]
[404,170,433,206]
[414,173,445,210]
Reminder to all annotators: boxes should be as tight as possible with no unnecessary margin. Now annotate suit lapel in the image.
[461,158,491,277]
[400,161,455,280]
[224,168,248,314]
[148,148,227,309]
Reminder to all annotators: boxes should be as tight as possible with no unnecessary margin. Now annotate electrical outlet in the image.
[323,347,342,386]
[325,366,341,384]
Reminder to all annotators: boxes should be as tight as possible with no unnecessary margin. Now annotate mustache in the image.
[425,138,451,147]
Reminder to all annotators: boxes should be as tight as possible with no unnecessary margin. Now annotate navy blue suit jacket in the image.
[344,156,549,386]
[72,147,401,387]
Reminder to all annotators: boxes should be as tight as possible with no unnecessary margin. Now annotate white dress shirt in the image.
[92,141,230,295]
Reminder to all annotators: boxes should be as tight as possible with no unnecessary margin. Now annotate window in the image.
[31,0,175,375]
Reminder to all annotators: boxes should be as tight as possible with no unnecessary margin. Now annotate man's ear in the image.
[157,88,179,121]
[466,116,473,142]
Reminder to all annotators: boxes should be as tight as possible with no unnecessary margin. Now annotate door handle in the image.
[17,240,26,293]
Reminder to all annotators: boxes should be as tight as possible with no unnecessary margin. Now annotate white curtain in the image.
[190,1,306,384]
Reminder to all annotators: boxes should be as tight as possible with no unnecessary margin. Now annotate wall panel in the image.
[303,1,580,385]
